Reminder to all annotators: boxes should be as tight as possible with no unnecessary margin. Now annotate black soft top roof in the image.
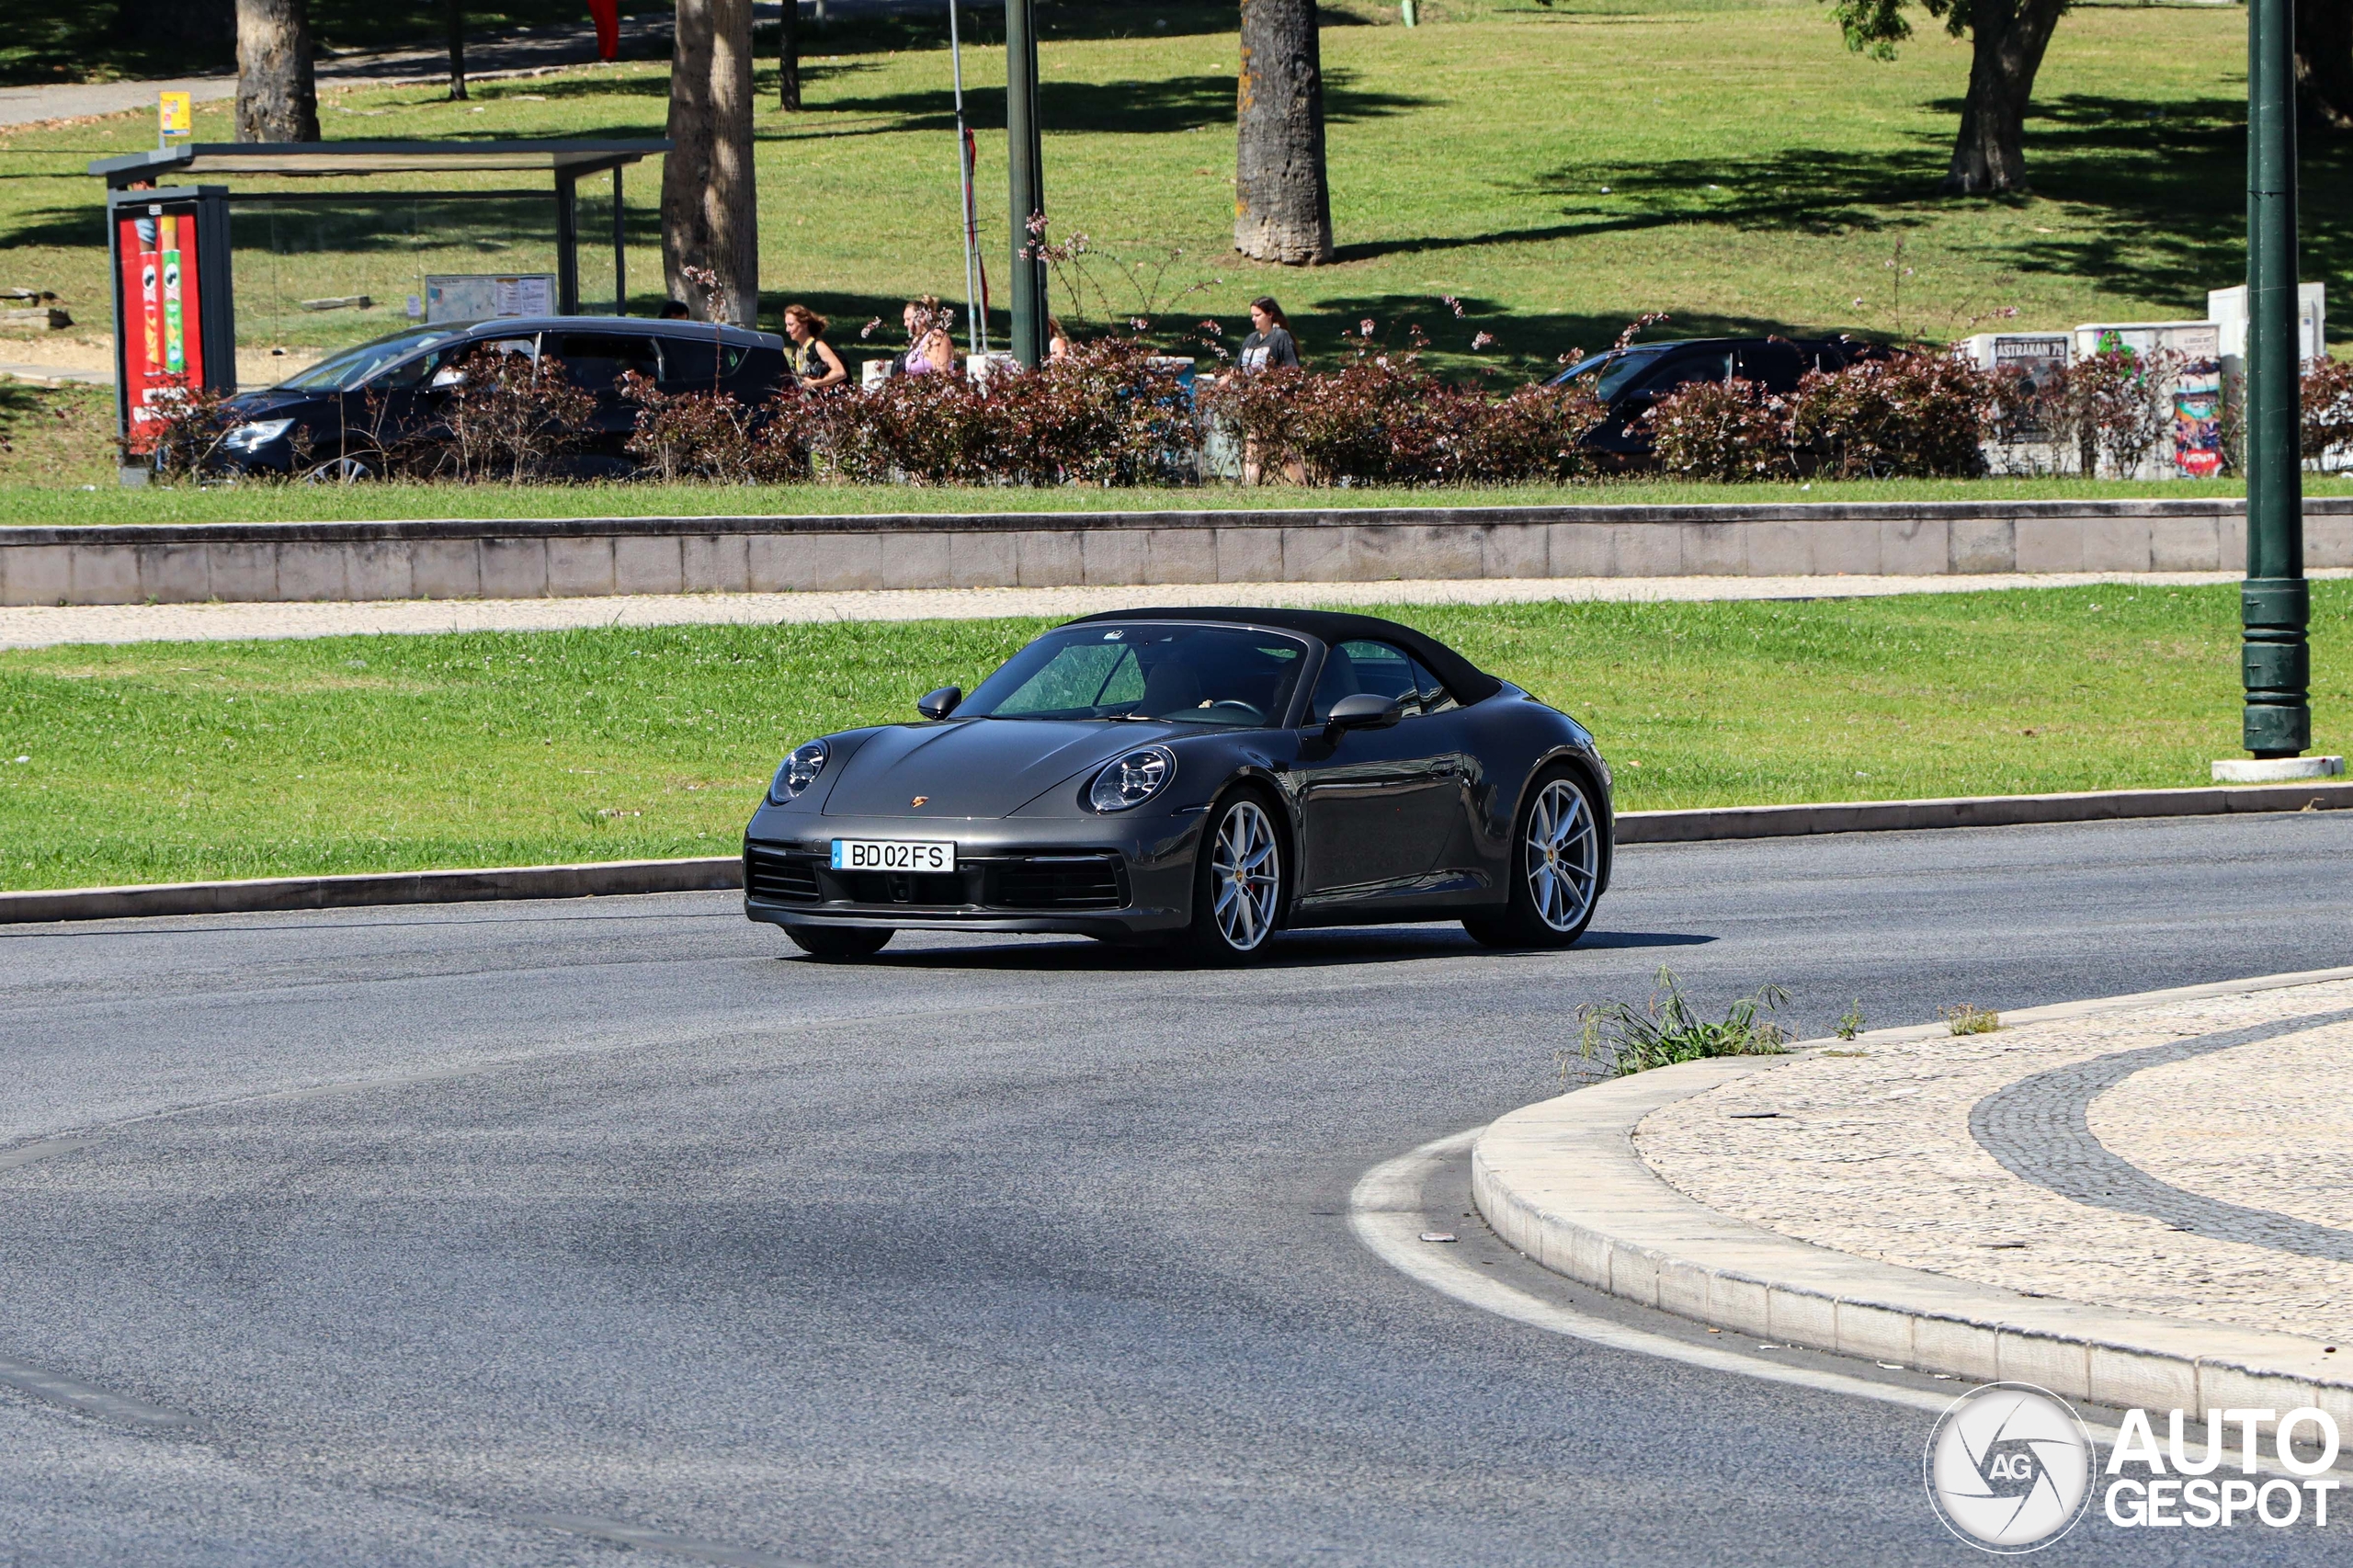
[1065,606,1504,705]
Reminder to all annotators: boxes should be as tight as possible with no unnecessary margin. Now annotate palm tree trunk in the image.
[779,0,801,111]
[446,0,467,101]
[1940,0,2063,194]
[2298,0,2353,131]
[234,0,319,142]
[1234,0,1334,264]
[663,0,761,324]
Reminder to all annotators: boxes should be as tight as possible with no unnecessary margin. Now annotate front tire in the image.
[1464,767,1601,949]
[1184,790,1285,963]
[786,926,893,960]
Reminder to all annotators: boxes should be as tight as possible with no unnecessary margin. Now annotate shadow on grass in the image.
[1427,89,2353,316]
[804,68,1421,136]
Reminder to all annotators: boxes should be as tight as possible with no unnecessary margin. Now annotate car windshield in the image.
[278,327,472,391]
[960,623,1311,726]
[1552,345,1667,403]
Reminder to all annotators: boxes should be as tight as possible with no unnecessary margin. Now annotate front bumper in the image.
[741,807,1200,938]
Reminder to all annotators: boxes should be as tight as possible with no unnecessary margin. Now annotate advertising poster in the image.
[116,206,207,452]
[2173,364,2223,477]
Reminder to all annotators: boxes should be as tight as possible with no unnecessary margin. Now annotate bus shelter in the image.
[89,138,668,448]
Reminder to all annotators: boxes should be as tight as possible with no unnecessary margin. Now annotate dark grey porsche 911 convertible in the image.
[741,608,1613,961]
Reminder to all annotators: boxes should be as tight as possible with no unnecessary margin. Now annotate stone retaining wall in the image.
[3,497,2340,606]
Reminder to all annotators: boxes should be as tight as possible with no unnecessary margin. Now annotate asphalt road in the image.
[4,812,2350,1567]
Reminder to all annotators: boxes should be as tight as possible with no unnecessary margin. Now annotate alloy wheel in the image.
[1210,799,1281,952]
[1524,778,1598,934]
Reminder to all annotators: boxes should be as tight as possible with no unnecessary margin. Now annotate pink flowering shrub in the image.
[1786,352,1990,479]
[749,338,1199,485]
[1641,378,1793,482]
[1197,340,1605,485]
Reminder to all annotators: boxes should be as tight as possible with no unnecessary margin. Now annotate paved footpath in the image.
[0,570,2267,650]
[1638,973,2353,1352]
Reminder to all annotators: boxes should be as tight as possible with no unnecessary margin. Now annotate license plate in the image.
[830,838,956,873]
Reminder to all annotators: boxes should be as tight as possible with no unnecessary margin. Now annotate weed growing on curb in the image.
[1836,999,1867,1040]
[1943,1004,2002,1036]
[1577,966,1791,1077]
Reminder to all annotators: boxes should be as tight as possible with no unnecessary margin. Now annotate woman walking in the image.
[1236,297,1300,375]
[782,304,847,392]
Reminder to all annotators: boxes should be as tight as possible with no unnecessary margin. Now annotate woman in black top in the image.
[782,303,847,392]
[1236,296,1300,374]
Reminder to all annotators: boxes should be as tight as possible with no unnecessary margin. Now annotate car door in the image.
[1293,640,1461,901]
[551,330,664,465]
[1733,340,1805,393]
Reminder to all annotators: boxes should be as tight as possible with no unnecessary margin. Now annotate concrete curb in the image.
[1471,969,2353,1425]
[6,779,2351,925]
[0,857,740,924]
[1613,779,2353,841]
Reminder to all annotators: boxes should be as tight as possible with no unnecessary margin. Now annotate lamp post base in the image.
[2211,756,2346,782]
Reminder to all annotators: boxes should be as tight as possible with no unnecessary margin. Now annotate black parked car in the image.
[1549,335,1882,465]
[742,608,1615,963]
[208,316,790,480]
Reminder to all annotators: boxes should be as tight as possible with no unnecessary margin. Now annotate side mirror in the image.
[916,686,962,721]
[1323,692,1403,740]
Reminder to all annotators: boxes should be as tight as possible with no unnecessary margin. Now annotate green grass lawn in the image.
[0,0,2293,375]
[5,472,2346,528]
[0,581,2337,891]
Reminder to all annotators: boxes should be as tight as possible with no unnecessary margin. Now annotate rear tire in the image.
[787,926,893,960]
[1463,767,1601,950]
[1183,790,1286,964]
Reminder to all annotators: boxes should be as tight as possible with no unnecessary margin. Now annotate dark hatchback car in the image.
[1549,335,1881,466]
[207,316,790,480]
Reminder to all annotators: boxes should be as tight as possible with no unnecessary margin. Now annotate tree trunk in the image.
[446,0,468,101]
[779,0,801,110]
[2298,0,2353,131]
[234,0,319,143]
[1234,0,1334,264]
[1941,0,2063,193]
[663,0,760,324]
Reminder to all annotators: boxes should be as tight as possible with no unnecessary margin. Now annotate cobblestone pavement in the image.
[1635,976,2353,1344]
[0,571,2265,650]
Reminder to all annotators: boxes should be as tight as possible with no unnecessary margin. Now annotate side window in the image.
[1408,653,1456,715]
[1310,640,1422,722]
[659,336,751,388]
[1634,350,1732,397]
[429,335,535,388]
[553,333,661,392]
[1733,342,1803,392]
[373,349,444,392]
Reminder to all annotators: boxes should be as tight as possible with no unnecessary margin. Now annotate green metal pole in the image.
[2243,0,2309,756]
[1005,0,1048,369]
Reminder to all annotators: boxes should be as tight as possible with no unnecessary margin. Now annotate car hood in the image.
[223,386,326,417]
[819,718,1199,818]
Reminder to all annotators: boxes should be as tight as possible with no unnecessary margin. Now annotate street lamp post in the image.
[2236,0,2316,767]
[1005,0,1048,368]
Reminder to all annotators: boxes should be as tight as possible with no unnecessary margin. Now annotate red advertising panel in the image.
[117,207,208,453]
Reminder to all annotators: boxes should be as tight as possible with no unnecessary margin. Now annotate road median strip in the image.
[4,779,2349,923]
[1472,969,2353,1425]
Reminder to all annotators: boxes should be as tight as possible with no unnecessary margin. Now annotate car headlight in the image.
[221,418,295,452]
[1088,745,1176,812]
[768,740,829,803]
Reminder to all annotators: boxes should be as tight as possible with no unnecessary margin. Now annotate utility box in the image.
[1961,332,2071,474]
[2206,282,2325,374]
[2073,320,2224,479]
